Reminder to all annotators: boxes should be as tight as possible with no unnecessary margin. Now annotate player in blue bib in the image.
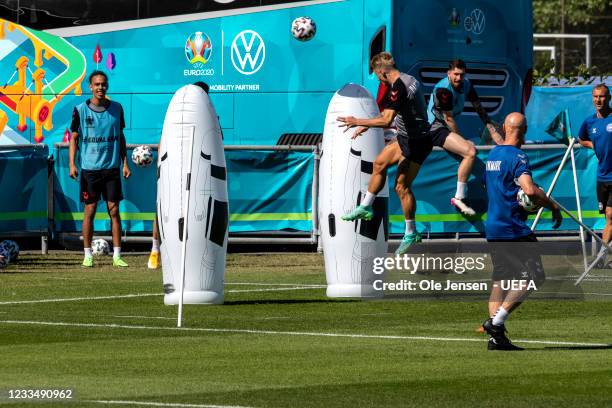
[482,113,562,350]
[427,59,502,216]
[578,84,612,266]
[69,70,131,268]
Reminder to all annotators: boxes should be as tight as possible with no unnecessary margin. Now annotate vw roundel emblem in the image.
[231,30,266,75]
[469,8,486,35]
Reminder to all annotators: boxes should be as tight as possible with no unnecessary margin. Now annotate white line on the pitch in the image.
[538,291,612,296]
[84,399,253,408]
[0,286,324,306]
[0,293,161,305]
[0,319,609,348]
[112,315,176,320]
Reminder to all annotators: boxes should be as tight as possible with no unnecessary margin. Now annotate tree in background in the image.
[533,0,612,74]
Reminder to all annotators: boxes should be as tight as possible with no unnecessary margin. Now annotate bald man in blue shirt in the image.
[578,84,612,266]
[482,112,562,350]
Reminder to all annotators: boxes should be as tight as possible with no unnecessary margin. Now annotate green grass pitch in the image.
[0,252,611,408]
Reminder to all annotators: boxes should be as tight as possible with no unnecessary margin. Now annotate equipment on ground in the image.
[319,83,388,298]
[158,84,229,319]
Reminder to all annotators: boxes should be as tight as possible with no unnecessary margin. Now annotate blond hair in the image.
[370,52,396,71]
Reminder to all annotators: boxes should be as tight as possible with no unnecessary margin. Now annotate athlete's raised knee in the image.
[373,157,390,175]
[466,141,476,159]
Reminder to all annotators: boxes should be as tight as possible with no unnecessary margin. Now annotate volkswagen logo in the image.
[231,30,266,75]
[468,8,485,35]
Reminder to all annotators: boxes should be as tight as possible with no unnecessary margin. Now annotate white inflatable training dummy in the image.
[319,83,389,298]
[157,84,228,305]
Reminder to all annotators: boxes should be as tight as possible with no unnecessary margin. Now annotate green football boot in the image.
[341,205,374,221]
[82,255,94,268]
[113,256,129,268]
[395,232,422,256]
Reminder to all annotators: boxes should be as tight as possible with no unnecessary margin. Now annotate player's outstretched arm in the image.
[468,85,491,125]
[485,122,504,145]
[337,109,396,138]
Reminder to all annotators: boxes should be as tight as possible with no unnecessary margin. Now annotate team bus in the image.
[0,0,533,146]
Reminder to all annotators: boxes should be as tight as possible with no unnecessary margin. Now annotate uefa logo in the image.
[185,31,213,65]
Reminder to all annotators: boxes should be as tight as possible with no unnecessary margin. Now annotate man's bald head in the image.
[504,112,526,130]
[503,112,527,146]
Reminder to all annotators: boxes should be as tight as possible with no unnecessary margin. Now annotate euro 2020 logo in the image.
[185,31,213,66]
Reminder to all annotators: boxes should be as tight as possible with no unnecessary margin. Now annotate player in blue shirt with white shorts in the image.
[428,59,503,216]
[69,71,131,268]
[483,112,562,350]
[578,84,612,266]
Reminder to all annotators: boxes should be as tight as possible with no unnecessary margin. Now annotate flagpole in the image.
[569,140,588,271]
[534,108,589,275]
[531,142,573,230]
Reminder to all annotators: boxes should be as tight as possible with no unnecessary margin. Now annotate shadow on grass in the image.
[527,345,612,351]
[224,299,359,306]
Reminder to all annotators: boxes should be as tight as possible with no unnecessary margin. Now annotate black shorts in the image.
[80,168,123,204]
[596,181,612,214]
[397,135,433,165]
[488,234,545,284]
[429,120,451,147]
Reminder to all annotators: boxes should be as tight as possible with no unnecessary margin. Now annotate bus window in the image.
[369,26,386,74]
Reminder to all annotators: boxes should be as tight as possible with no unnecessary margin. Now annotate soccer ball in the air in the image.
[0,240,19,262]
[291,16,316,41]
[132,145,154,167]
[91,238,110,256]
[517,188,540,212]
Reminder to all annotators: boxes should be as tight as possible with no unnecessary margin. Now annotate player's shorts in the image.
[429,120,451,147]
[80,168,123,204]
[383,128,398,144]
[397,134,433,165]
[487,234,545,284]
[596,181,612,214]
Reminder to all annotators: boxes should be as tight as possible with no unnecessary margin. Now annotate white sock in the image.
[455,182,468,200]
[361,191,376,207]
[113,247,121,258]
[405,219,416,235]
[151,239,159,253]
[492,306,509,326]
[84,248,92,257]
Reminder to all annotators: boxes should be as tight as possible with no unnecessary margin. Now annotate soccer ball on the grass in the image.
[131,145,153,167]
[0,240,19,262]
[91,238,110,256]
[517,188,540,212]
[291,16,316,41]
